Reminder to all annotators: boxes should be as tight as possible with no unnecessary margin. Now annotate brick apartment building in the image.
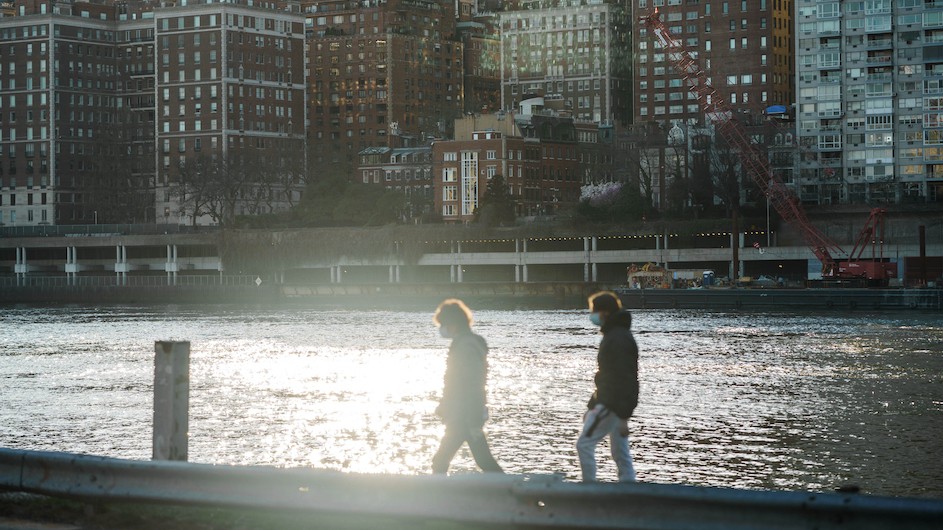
[0,0,159,226]
[357,144,432,219]
[154,2,306,225]
[302,0,464,179]
[634,0,794,124]
[0,0,305,227]
[432,115,525,222]
[432,106,585,223]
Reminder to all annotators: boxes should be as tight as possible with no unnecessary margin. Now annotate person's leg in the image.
[609,430,636,482]
[576,405,613,482]
[432,425,467,474]
[466,428,504,473]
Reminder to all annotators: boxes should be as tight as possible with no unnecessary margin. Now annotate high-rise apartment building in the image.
[795,0,943,205]
[154,2,306,225]
[499,0,632,124]
[116,13,159,224]
[302,0,464,179]
[0,0,306,227]
[633,0,793,125]
[0,0,157,226]
[458,1,500,114]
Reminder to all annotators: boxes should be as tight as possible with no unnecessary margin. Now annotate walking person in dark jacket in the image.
[431,299,504,475]
[577,291,639,482]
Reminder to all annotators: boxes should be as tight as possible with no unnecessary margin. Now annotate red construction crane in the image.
[640,9,896,283]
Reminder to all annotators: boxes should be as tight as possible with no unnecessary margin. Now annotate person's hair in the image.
[433,299,473,329]
[588,291,622,314]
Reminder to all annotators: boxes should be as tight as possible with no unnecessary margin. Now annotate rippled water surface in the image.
[1,305,941,498]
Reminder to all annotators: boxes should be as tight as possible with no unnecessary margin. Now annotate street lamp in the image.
[765,180,771,247]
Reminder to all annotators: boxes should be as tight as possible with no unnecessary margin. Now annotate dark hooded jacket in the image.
[588,309,639,419]
[437,330,489,427]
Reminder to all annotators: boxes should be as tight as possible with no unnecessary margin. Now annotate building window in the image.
[443,185,458,202]
[461,151,479,216]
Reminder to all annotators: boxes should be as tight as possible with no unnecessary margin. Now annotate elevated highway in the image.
[1,229,940,287]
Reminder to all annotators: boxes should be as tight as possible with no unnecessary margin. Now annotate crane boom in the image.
[640,10,845,276]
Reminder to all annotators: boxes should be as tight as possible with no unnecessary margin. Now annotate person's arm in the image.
[440,336,485,419]
[436,343,457,417]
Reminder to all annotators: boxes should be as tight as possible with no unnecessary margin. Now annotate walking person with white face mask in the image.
[431,299,504,475]
[577,291,639,482]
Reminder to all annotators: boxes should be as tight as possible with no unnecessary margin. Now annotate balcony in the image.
[866,38,893,49]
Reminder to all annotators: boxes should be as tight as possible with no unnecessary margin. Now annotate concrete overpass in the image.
[1,229,939,287]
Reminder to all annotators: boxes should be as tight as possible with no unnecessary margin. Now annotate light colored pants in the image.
[432,422,503,475]
[577,404,636,482]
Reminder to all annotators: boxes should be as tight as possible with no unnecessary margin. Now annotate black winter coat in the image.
[588,309,639,419]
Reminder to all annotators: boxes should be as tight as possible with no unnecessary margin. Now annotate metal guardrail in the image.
[0,224,216,238]
[0,275,259,288]
[1,448,941,529]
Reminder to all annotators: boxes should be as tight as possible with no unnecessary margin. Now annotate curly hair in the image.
[588,291,622,313]
[433,298,473,330]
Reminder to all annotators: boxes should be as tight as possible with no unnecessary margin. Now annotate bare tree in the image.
[171,137,308,226]
[256,139,307,213]
[615,122,688,216]
[171,153,219,226]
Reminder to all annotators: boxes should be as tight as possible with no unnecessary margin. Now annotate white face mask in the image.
[439,327,452,339]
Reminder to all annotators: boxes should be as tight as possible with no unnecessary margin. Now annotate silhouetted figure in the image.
[577,291,639,482]
[431,299,503,475]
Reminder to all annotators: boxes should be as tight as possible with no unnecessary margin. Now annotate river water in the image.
[1,304,941,498]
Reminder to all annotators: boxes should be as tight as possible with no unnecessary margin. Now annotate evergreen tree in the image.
[475,175,516,226]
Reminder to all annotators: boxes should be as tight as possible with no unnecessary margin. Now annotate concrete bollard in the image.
[153,341,190,461]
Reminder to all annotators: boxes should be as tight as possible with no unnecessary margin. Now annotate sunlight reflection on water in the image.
[1,305,941,498]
